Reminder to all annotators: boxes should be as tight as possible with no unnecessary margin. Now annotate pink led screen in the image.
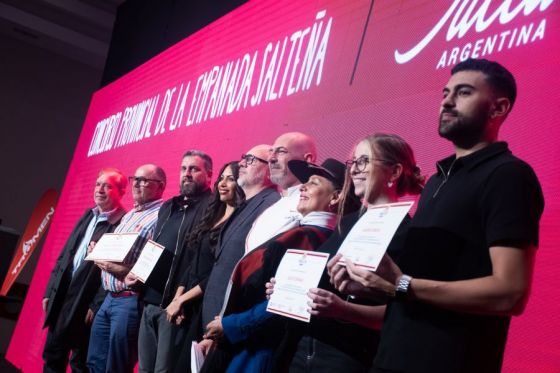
[8,0,560,371]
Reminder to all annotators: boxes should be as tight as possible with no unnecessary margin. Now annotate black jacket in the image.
[144,190,212,307]
[43,206,126,334]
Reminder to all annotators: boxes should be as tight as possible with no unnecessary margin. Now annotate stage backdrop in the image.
[8,0,560,371]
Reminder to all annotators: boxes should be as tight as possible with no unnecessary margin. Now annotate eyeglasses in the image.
[241,154,268,165]
[345,156,391,172]
[128,176,163,187]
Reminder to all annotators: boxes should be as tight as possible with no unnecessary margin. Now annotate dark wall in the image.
[0,33,102,241]
[0,32,103,354]
[101,0,247,87]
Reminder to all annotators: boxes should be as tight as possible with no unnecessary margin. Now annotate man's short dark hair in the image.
[183,150,213,173]
[451,58,517,110]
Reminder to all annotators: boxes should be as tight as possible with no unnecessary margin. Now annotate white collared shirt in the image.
[244,185,302,253]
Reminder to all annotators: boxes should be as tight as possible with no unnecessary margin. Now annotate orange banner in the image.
[1,189,58,296]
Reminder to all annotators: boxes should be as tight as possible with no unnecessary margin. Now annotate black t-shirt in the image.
[374,142,544,373]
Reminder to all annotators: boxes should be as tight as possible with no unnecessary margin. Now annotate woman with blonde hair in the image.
[272,133,425,372]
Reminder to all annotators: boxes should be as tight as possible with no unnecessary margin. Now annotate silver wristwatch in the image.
[395,274,412,299]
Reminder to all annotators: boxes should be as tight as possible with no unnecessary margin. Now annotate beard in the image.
[239,167,267,188]
[269,165,287,186]
[438,106,489,149]
[180,180,205,197]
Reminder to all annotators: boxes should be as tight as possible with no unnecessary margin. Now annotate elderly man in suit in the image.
[200,145,280,344]
[42,168,127,373]
[199,133,317,352]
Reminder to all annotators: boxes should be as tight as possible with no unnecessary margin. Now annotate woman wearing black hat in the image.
[199,158,356,373]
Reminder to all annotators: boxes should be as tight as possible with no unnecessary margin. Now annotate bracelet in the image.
[395,274,412,300]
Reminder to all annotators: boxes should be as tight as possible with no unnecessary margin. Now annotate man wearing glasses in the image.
[200,134,318,355]
[245,132,317,252]
[201,144,279,343]
[43,168,127,373]
[87,164,166,373]
[131,150,213,373]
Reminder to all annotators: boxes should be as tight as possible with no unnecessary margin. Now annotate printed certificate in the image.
[337,201,413,271]
[190,341,205,373]
[267,249,330,322]
[129,240,165,282]
[84,232,139,262]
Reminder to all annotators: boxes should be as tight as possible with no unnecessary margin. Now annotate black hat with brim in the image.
[288,158,346,190]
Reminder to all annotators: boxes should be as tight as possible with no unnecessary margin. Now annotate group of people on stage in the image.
[42,58,544,373]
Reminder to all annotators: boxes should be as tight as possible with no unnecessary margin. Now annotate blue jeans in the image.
[86,293,141,373]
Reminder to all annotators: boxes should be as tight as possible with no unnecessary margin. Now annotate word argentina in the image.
[88,10,333,157]
[393,0,553,69]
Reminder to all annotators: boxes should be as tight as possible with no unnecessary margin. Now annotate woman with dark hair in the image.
[269,133,425,372]
[200,158,356,373]
[164,161,245,372]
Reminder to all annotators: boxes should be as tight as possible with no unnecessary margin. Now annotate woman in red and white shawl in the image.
[200,158,359,373]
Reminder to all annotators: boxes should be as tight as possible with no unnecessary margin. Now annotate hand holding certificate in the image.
[337,202,413,271]
[266,249,330,322]
[85,233,140,262]
[129,240,165,282]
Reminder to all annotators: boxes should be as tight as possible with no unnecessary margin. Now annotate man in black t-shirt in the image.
[330,59,544,373]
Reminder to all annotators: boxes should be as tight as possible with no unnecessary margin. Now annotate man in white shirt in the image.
[245,132,317,252]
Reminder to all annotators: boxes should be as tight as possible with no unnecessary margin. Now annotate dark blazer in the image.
[43,206,126,335]
[201,186,279,327]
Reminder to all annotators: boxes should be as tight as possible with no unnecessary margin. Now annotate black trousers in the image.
[289,335,369,373]
[43,327,89,373]
[369,368,403,373]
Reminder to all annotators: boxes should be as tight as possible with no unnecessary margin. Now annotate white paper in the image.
[337,201,413,271]
[190,341,205,373]
[84,232,140,262]
[266,249,330,322]
[128,239,165,282]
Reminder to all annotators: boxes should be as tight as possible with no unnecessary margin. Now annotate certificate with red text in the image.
[129,240,165,282]
[267,249,330,322]
[337,202,413,271]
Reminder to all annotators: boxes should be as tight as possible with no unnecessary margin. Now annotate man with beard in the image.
[330,59,544,373]
[43,168,127,373]
[245,132,317,252]
[125,151,213,373]
[200,144,279,345]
